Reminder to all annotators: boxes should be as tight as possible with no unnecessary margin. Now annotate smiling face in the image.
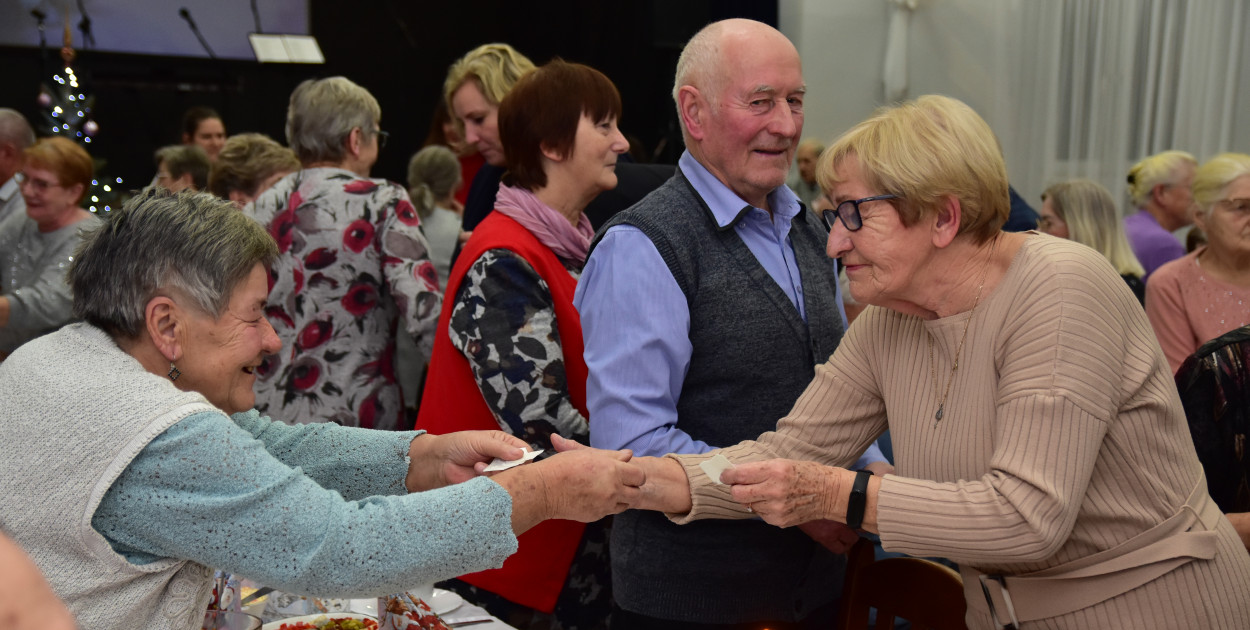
[687,29,805,209]
[826,155,935,308]
[175,264,282,415]
[451,81,504,166]
[19,165,83,231]
[560,114,629,197]
[188,117,226,161]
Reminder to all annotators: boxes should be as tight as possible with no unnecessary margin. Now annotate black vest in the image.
[590,172,847,623]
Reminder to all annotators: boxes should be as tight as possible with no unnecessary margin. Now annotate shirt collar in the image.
[0,175,17,202]
[678,151,805,230]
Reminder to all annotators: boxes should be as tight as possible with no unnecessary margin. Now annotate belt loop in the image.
[978,574,1021,629]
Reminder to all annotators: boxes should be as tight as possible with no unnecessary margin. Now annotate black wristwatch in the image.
[845,469,872,530]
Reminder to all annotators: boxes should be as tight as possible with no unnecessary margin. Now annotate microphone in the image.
[178,7,217,58]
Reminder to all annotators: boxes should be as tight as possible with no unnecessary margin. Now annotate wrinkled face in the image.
[190,118,226,161]
[693,35,805,208]
[1196,174,1250,261]
[562,114,629,197]
[175,264,282,415]
[451,81,503,167]
[1038,197,1069,239]
[1159,162,1196,227]
[796,144,820,184]
[19,165,82,230]
[825,156,932,307]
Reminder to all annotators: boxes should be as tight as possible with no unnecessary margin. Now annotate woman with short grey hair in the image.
[245,76,440,430]
[0,188,646,630]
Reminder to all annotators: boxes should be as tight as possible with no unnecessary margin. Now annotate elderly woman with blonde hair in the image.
[1146,153,1250,373]
[1125,150,1197,278]
[1039,179,1146,303]
[244,77,441,430]
[632,95,1250,629]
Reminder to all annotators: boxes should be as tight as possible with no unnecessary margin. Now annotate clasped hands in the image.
[407,430,646,525]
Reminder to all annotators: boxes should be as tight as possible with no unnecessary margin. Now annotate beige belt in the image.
[962,473,1223,628]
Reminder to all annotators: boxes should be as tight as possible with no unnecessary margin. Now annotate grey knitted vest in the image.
[589,172,847,623]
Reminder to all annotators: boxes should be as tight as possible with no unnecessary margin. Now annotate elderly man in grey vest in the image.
[575,18,889,630]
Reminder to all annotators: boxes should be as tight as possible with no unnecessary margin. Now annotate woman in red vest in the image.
[416,59,629,629]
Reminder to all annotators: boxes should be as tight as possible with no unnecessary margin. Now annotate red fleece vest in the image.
[416,212,587,613]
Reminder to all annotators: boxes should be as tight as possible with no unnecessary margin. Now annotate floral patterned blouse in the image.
[245,168,441,430]
[448,250,589,449]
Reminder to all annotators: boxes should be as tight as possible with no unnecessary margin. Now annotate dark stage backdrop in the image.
[0,0,775,191]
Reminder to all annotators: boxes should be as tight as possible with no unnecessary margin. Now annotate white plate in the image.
[260,612,377,630]
[428,589,464,616]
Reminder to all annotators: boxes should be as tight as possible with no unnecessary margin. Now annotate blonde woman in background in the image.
[444,43,536,238]
[208,133,300,207]
[1039,179,1147,304]
[1124,150,1197,278]
[1146,153,1250,373]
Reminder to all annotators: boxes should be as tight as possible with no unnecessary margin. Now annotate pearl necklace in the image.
[926,236,998,424]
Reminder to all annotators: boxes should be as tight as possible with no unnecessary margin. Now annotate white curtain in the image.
[1007,0,1247,208]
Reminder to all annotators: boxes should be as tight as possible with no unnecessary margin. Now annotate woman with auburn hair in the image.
[632,95,1250,628]
[418,59,629,629]
[1039,179,1146,303]
[0,137,100,356]
[1147,152,1250,373]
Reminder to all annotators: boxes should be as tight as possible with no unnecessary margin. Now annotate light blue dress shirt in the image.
[574,151,884,467]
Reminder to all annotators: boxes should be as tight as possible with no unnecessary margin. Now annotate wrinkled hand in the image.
[799,519,861,553]
[722,459,840,528]
[534,436,645,522]
[406,431,527,492]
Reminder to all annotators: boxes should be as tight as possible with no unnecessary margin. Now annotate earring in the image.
[168,363,182,381]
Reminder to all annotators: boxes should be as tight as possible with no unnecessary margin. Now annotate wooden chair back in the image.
[835,537,968,630]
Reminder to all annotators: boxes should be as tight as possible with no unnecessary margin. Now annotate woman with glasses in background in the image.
[1038,179,1147,304]
[0,137,100,358]
[1147,152,1250,373]
[243,77,441,430]
[633,95,1250,629]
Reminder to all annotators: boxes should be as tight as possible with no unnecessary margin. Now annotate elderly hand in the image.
[721,459,842,529]
[406,431,528,492]
[492,435,646,534]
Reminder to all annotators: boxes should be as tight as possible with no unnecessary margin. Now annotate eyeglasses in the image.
[15,171,63,194]
[822,194,898,232]
[1216,198,1250,215]
[372,128,390,149]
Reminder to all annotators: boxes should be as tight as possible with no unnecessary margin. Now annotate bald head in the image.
[671,19,805,209]
[0,109,35,183]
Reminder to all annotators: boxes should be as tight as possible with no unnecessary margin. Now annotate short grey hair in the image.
[155,144,211,191]
[285,77,382,165]
[0,108,35,149]
[672,21,727,141]
[70,188,278,339]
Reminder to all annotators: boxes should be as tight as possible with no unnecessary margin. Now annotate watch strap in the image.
[845,469,872,530]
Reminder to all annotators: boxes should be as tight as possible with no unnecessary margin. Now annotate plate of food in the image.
[261,613,378,630]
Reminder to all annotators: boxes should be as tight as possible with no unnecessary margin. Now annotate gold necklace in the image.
[927,236,998,424]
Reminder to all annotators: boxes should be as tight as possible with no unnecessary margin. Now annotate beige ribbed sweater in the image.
[675,236,1250,628]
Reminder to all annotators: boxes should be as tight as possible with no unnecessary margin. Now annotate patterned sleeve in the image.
[377,182,443,359]
[448,249,589,451]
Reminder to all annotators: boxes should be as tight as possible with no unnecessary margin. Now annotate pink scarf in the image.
[493,184,595,263]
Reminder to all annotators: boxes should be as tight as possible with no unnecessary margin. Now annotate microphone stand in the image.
[179,8,217,58]
[76,0,95,49]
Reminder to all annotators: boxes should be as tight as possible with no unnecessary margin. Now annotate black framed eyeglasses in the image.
[372,128,390,149]
[821,194,898,232]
